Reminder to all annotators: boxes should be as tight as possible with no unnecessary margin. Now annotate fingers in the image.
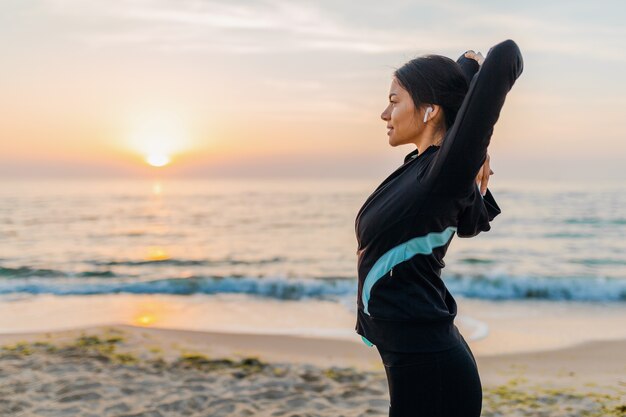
[475,166,487,194]
[480,163,490,196]
[475,154,492,196]
[464,51,485,65]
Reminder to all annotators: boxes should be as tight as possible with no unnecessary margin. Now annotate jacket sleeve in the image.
[425,39,524,197]
[456,52,480,85]
[456,184,502,238]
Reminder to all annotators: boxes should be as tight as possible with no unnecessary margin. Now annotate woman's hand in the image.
[464,50,485,66]
[475,152,493,196]
[465,49,490,195]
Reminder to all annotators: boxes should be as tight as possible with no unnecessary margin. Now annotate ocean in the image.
[1,178,625,342]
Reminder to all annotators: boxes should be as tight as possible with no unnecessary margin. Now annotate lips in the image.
[387,127,394,135]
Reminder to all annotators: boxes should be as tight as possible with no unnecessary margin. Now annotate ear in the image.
[430,104,443,119]
[421,104,442,122]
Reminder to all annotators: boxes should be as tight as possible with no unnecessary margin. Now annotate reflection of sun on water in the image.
[146,247,169,261]
[132,301,166,327]
[136,314,157,326]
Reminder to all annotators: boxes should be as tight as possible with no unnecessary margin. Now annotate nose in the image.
[381,106,390,121]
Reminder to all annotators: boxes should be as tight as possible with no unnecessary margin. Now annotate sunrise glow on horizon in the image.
[126,111,190,170]
[1,1,625,180]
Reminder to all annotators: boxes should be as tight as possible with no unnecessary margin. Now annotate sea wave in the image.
[89,256,286,267]
[0,266,117,278]
[0,256,286,277]
[0,275,354,300]
[0,273,624,302]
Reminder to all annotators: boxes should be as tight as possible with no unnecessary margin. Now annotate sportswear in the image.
[354,39,524,352]
[376,334,482,416]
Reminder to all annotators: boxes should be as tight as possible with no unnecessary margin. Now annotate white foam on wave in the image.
[455,314,490,341]
[1,273,625,302]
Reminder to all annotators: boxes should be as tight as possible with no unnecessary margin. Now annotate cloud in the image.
[29,0,626,61]
[36,0,489,54]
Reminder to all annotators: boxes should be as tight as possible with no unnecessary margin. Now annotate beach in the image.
[3,0,626,412]
[1,179,625,416]
[1,301,625,417]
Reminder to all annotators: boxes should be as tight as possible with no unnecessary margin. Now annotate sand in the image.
[0,324,624,417]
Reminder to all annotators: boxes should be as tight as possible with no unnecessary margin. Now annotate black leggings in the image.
[375,335,482,417]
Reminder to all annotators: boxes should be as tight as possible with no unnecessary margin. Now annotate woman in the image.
[354,39,524,417]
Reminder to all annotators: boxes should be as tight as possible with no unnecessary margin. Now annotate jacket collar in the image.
[403,144,440,164]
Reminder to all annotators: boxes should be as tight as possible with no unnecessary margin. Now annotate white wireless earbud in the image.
[423,106,433,123]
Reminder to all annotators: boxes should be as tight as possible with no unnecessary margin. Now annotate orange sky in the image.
[1,0,625,180]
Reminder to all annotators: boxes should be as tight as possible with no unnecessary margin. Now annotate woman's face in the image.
[380,77,425,147]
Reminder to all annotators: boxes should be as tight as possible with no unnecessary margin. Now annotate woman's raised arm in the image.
[456,51,481,84]
[426,39,524,197]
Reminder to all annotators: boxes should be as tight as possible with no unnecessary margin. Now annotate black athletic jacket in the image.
[354,39,524,352]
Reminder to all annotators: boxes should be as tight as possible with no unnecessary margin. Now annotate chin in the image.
[388,137,402,147]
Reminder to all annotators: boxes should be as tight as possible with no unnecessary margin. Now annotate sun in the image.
[127,111,190,169]
[146,154,171,167]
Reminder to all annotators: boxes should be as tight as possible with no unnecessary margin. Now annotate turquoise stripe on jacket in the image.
[361,226,457,316]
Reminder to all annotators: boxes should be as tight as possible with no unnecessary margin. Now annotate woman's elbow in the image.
[488,39,524,80]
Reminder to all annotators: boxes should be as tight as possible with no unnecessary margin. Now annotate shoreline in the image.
[2,293,626,357]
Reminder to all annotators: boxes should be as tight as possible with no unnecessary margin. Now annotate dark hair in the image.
[394,54,468,130]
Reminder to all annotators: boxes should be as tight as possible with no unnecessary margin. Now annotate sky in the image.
[1,0,625,180]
